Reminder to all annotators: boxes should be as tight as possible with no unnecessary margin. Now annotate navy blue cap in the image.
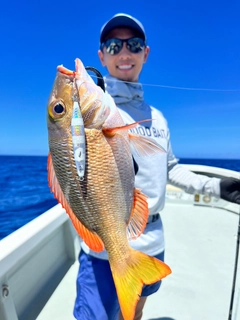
[100,13,146,43]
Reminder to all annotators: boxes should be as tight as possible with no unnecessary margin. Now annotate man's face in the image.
[98,28,150,82]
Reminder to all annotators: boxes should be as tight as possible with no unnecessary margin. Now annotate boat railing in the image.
[0,204,80,320]
[166,164,240,215]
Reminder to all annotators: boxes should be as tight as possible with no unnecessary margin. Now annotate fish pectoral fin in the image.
[128,133,166,157]
[47,153,104,252]
[110,249,171,320]
[102,119,152,137]
[127,188,149,240]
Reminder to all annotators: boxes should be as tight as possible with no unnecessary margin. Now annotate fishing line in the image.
[228,194,240,320]
[89,74,240,92]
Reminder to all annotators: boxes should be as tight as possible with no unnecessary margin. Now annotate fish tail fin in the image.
[110,249,171,320]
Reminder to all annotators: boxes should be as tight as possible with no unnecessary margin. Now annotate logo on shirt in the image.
[129,126,166,139]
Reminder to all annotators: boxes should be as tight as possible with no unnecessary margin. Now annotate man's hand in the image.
[220,178,240,204]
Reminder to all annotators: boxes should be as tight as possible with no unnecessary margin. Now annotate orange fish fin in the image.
[47,153,104,252]
[110,248,171,320]
[127,188,149,240]
[57,65,75,76]
[128,133,166,157]
[102,119,152,137]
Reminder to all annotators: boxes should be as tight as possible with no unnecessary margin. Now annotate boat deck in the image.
[36,201,240,320]
[1,165,239,320]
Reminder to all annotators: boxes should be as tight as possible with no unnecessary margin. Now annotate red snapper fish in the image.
[47,58,171,320]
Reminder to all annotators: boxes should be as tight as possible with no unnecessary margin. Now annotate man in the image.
[74,13,240,320]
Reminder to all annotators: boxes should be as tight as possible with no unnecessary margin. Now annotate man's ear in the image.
[98,50,106,66]
[143,46,150,63]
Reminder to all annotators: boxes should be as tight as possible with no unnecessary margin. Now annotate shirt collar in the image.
[104,74,144,104]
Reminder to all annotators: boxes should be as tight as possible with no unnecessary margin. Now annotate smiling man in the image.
[98,18,149,82]
[73,13,240,320]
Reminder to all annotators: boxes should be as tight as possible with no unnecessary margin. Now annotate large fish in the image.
[47,58,171,320]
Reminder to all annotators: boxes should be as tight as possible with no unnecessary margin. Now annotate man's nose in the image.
[119,43,131,58]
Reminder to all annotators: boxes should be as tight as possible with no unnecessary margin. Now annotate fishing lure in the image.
[70,66,105,180]
[71,78,85,180]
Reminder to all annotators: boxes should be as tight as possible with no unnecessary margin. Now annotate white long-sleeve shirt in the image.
[81,75,220,259]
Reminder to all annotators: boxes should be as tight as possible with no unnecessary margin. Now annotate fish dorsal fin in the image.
[127,188,149,240]
[128,133,166,157]
[47,153,104,252]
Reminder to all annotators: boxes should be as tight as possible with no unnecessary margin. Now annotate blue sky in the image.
[1,0,239,159]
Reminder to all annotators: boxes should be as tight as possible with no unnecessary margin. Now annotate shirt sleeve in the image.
[166,130,221,198]
[168,164,221,198]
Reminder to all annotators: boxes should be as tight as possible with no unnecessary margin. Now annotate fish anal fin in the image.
[127,188,149,240]
[110,248,171,320]
[47,153,104,252]
[128,133,166,157]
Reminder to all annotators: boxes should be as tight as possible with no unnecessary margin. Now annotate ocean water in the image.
[0,155,239,240]
[0,156,58,240]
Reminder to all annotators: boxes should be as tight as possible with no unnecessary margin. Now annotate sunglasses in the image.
[100,37,146,55]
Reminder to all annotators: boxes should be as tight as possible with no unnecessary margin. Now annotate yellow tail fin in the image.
[110,249,171,320]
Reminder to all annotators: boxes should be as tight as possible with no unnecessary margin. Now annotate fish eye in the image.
[54,103,65,114]
[48,100,66,120]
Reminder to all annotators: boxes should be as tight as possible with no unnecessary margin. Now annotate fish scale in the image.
[51,129,129,235]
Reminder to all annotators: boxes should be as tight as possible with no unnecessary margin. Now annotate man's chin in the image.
[114,68,138,82]
[116,73,137,82]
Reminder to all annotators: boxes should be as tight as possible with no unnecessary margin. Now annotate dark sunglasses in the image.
[100,37,146,55]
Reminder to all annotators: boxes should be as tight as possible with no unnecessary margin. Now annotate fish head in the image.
[57,58,110,129]
[74,58,111,128]
[47,71,74,140]
[47,58,112,139]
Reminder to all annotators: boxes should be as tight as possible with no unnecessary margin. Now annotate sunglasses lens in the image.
[103,38,145,55]
[127,38,145,53]
[105,39,123,55]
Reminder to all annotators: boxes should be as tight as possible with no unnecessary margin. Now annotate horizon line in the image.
[0,154,239,161]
